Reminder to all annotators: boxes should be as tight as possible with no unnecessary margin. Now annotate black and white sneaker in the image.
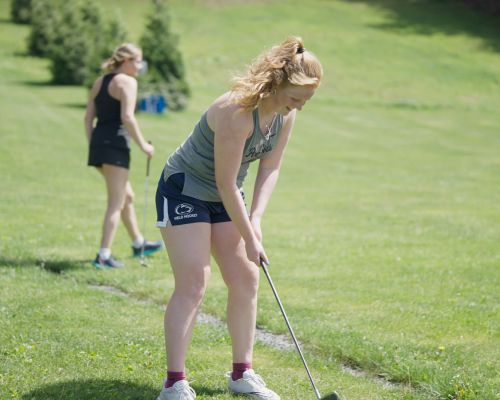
[132,240,163,257]
[92,254,124,269]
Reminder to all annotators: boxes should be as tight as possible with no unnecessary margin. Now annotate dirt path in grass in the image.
[90,284,402,391]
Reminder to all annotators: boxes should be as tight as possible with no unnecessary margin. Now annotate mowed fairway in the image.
[0,1,499,399]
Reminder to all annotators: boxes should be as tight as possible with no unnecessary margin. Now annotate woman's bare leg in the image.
[120,181,142,241]
[211,221,260,364]
[160,223,212,371]
[98,165,128,249]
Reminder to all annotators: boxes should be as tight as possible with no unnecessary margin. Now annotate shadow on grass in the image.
[21,379,226,399]
[343,0,500,52]
[0,256,89,273]
[62,102,87,109]
[21,379,157,400]
[192,385,227,397]
[20,79,59,87]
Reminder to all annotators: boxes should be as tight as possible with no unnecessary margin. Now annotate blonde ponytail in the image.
[101,43,142,72]
[229,36,323,109]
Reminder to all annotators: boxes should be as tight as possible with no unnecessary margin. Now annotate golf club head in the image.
[140,257,148,267]
[321,392,342,400]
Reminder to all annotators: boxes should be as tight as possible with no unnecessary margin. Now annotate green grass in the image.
[1,0,499,399]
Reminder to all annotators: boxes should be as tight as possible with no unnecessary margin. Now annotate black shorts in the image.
[88,146,130,169]
[156,172,239,227]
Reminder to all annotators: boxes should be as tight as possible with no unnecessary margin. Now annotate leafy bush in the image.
[139,0,190,110]
[463,0,500,15]
[10,0,31,24]
[84,18,128,86]
[46,1,95,84]
[27,0,61,57]
[81,7,128,87]
[35,0,127,85]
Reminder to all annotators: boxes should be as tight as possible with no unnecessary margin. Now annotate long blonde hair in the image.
[230,36,323,109]
[101,43,141,72]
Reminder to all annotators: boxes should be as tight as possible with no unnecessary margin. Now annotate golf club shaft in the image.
[140,151,152,261]
[260,261,322,400]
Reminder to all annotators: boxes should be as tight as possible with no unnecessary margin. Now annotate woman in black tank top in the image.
[84,43,162,268]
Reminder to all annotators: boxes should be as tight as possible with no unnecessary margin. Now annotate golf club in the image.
[260,259,341,400]
[140,141,152,267]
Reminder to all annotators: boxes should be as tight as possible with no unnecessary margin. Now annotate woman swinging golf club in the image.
[155,36,323,400]
[85,43,163,268]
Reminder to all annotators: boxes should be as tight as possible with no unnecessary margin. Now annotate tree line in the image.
[10,0,190,110]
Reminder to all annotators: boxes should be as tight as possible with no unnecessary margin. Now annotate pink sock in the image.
[232,362,252,381]
[165,371,186,388]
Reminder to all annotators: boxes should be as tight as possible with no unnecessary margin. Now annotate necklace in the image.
[263,113,277,141]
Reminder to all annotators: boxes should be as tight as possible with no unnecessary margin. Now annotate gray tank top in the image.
[163,108,283,202]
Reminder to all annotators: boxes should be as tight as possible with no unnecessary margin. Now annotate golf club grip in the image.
[260,260,322,400]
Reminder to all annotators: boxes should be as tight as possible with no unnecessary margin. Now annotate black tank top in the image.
[90,73,130,150]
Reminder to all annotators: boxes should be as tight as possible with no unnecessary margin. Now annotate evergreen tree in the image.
[140,0,190,110]
[10,0,32,24]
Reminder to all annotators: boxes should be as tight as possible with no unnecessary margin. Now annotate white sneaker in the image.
[227,369,280,399]
[157,380,196,400]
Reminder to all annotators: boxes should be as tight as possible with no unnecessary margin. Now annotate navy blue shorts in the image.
[156,172,239,227]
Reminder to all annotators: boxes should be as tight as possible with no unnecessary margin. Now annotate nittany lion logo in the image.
[175,203,194,215]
